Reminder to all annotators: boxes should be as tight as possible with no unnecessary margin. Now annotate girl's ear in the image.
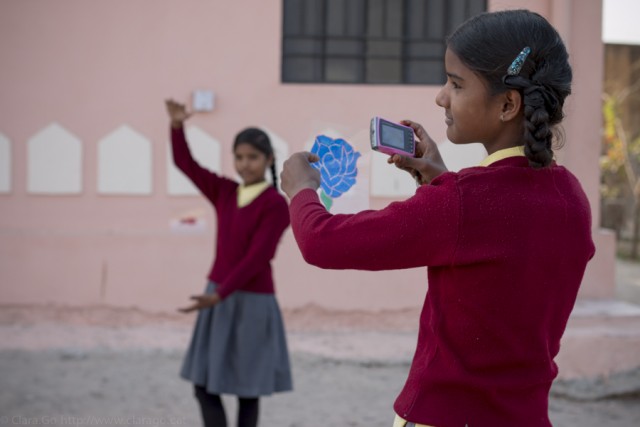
[500,89,522,122]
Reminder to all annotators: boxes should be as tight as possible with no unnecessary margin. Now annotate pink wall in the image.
[0,0,613,312]
[557,0,616,297]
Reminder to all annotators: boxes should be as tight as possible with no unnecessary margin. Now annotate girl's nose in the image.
[435,86,448,109]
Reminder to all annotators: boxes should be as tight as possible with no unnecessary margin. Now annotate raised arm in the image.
[288,177,460,271]
[165,99,235,203]
[281,150,460,270]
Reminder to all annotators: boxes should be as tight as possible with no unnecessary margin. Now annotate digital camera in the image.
[370,117,415,156]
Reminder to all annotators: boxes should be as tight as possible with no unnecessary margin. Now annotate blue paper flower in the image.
[311,135,361,209]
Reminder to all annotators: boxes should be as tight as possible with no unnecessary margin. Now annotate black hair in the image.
[233,127,278,188]
[447,9,572,168]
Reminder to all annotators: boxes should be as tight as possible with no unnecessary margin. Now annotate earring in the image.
[500,114,505,122]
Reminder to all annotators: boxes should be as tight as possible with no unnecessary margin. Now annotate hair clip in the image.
[507,46,531,76]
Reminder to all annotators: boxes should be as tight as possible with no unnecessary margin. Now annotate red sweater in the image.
[289,156,594,427]
[171,127,290,300]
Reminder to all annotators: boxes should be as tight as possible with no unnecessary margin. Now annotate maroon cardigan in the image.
[171,127,290,300]
[289,156,595,427]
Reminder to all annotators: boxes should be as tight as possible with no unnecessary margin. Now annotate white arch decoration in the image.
[27,123,82,194]
[98,125,152,195]
[0,133,10,193]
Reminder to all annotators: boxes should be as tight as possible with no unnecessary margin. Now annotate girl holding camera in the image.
[281,9,594,427]
[166,99,292,427]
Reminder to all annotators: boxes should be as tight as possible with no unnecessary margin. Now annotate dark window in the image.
[282,0,487,84]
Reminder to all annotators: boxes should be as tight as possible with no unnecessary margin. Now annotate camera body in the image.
[370,117,415,156]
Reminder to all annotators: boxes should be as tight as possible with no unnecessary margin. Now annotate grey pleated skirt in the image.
[180,281,293,397]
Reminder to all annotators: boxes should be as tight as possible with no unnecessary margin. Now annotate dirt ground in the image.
[0,304,639,427]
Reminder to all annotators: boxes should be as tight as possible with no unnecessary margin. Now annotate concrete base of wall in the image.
[553,299,640,399]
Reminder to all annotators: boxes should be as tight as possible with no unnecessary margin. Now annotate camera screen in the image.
[381,123,405,149]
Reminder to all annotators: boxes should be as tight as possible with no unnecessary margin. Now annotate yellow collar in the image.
[479,146,525,167]
[237,181,270,208]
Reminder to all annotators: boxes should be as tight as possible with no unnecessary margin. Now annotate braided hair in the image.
[447,10,572,168]
[233,127,278,188]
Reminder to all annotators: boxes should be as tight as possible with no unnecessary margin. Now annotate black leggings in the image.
[194,386,259,427]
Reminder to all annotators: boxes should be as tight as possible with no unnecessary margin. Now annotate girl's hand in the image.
[165,99,193,128]
[281,152,321,199]
[178,293,221,313]
[387,120,448,185]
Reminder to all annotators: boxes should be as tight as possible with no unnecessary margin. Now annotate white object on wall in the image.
[437,140,487,172]
[192,90,215,112]
[98,125,152,195]
[27,123,82,194]
[603,0,640,45]
[0,133,10,193]
[370,151,417,197]
[167,126,221,195]
[370,140,487,197]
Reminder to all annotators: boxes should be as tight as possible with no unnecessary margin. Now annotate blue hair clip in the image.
[507,46,531,76]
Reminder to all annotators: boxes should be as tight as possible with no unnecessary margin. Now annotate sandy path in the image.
[0,305,639,427]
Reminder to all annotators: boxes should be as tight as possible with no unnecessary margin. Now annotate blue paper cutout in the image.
[311,135,361,201]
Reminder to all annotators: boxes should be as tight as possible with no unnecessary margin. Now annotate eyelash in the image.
[451,81,461,89]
